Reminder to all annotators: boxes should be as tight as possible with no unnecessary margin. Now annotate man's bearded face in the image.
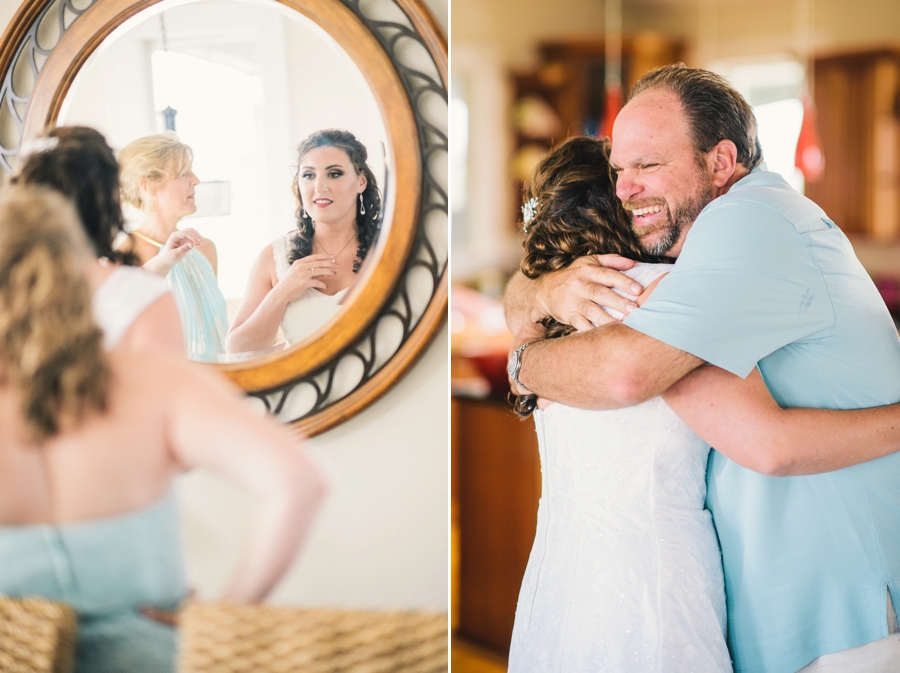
[610,88,719,258]
[620,161,714,256]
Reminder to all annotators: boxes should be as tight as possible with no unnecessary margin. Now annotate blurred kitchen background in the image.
[450,0,900,669]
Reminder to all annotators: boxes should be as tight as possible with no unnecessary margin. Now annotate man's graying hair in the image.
[630,64,763,171]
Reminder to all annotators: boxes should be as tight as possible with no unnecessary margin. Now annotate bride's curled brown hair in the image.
[513,136,669,417]
[521,136,664,281]
[0,187,110,442]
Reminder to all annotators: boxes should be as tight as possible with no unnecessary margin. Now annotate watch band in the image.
[509,340,540,392]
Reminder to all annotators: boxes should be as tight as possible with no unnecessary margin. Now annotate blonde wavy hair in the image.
[0,186,110,442]
[118,132,193,211]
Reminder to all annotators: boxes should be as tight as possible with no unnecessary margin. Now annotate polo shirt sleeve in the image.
[623,198,836,377]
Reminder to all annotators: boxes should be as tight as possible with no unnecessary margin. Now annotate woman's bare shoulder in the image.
[252,242,278,284]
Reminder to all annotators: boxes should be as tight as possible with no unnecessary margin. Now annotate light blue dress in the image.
[165,248,228,362]
[0,493,187,673]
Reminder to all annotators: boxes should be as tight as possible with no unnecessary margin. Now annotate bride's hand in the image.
[277,253,339,302]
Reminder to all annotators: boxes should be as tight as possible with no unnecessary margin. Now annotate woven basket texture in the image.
[0,597,76,673]
[179,604,447,673]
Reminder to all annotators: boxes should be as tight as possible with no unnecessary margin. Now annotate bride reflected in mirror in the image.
[118,134,229,362]
[225,129,382,355]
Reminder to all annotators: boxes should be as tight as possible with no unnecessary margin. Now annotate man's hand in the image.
[539,255,643,331]
[505,254,643,334]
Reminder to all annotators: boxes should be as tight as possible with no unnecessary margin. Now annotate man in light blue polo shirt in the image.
[504,65,900,672]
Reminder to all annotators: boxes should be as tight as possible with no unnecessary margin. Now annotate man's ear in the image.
[708,140,739,189]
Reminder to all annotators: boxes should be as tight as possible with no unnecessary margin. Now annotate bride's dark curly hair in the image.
[513,135,671,417]
[12,126,138,266]
[288,129,382,273]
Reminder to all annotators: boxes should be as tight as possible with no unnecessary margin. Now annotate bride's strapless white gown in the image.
[273,233,347,345]
[508,392,732,672]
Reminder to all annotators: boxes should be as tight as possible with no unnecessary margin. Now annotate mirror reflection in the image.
[58,0,390,363]
[226,130,383,354]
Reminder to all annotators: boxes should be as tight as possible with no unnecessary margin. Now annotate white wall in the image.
[0,0,448,610]
[181,323,448,609]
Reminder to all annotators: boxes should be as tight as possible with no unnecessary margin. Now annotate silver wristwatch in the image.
[507,340,540,392]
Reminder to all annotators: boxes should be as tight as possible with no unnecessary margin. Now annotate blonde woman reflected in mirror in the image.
[225,129,382,355]
[118,133,228,362]
[11,126,183,355]
[0,186,326,673]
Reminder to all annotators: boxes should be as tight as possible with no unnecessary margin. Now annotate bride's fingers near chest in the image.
[289,255,339,271]
[293,253,337,265]
[286,261,338,280]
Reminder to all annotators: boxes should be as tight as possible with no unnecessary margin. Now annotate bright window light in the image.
[150,49,267,301]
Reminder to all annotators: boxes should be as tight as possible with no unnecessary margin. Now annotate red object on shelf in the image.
[795,95,825,183]
[873,274,900,316]
[599,84,622,140]
[465,352,510,400]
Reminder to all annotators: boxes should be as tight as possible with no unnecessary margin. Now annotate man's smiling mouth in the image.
[630,204,664,218]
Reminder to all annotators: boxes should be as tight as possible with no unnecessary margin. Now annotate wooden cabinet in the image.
[452,397,540,655]
[806,49,900,238]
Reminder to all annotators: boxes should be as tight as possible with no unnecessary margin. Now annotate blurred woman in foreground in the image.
[0,187,325,672]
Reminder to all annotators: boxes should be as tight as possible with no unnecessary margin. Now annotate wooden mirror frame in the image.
[0,0,447,437]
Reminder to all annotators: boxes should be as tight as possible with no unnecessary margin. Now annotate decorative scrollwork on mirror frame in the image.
[0,0,448,438]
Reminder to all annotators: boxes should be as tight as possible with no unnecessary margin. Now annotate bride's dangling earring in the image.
[303,204,308,218]
[359,193,365,215]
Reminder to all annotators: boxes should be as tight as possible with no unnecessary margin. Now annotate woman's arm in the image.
[225,245,286,353]
[225,246,337,354]
[663,366,900,476]
[166,360,326,602]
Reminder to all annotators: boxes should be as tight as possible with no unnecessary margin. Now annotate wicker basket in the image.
[179,603,447,673]
[0,597,77,673]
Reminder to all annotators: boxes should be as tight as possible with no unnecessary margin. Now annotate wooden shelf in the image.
[806,48,900,238]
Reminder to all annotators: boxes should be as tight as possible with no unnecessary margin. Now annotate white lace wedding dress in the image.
[508,264,732,673]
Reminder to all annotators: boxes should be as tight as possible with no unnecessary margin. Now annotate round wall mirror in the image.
[0,0,447,436]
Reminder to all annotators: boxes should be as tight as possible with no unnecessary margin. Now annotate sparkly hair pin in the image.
[20,136,59,159]
[522,196,540,232]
